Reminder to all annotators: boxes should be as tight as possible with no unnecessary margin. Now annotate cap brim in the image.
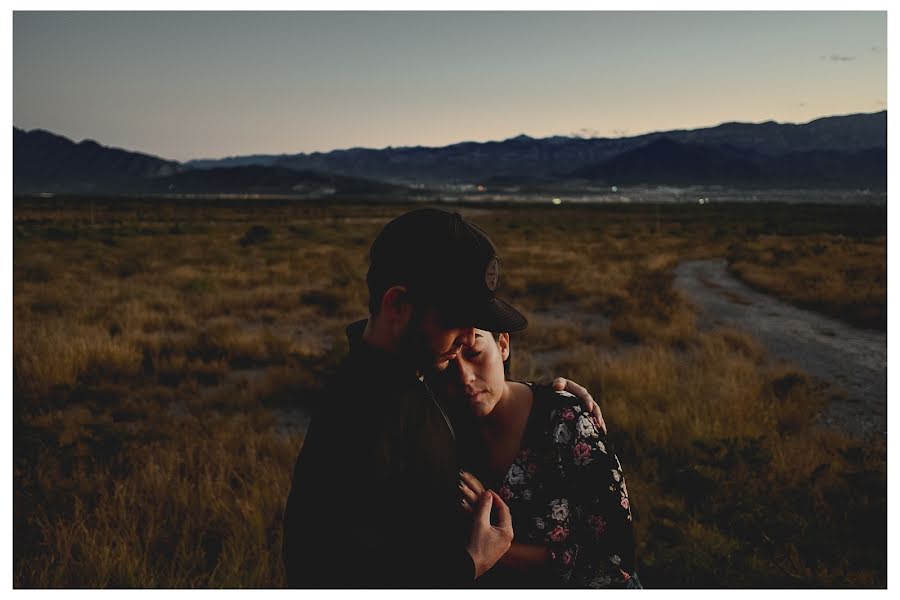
[470,297,528,333]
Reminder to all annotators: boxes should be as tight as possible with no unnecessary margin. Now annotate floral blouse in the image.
[470,384,637,588]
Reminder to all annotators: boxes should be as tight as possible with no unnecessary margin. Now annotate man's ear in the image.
[497,332,510,361]
[381,285,412,326]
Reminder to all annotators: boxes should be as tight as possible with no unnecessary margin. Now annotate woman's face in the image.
[447,329,510,417]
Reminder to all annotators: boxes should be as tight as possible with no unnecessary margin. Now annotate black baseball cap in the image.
[367,208,528,332]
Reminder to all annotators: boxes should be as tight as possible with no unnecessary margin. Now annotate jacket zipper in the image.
[420,377,455,441]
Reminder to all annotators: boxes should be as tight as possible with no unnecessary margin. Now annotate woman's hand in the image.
[552,377,607,435]
[459,470,487,513]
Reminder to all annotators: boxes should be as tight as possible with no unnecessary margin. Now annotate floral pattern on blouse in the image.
[498,386,636,588]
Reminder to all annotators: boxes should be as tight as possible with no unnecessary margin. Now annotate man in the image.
[282,208,604,588]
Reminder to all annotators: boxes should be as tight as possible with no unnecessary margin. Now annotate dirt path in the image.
[673,258,887,440]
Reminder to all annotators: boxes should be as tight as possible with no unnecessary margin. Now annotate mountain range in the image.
[13,110,887,197]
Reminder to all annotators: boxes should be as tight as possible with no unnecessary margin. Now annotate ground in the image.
[13,197,887,588]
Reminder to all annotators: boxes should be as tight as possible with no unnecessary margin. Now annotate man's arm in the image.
[499,542,551,570]
[283,402,512,588]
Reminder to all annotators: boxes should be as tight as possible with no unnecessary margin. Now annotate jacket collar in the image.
[345,319,420,382]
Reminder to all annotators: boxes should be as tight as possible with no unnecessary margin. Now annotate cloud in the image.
[611,129,628,137]
[820,54,856,62]
[572,127,601,139]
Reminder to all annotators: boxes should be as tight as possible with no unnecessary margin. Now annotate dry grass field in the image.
[728,234,886,331]
[13,197,886,588]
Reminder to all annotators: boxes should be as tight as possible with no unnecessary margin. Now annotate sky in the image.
[13,10,888,162]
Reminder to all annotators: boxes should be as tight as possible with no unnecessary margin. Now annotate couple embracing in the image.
[282,208,639,589]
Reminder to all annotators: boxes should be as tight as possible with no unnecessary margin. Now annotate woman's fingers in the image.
[459,474,481,512]
[460,470,486,495]
[459,480,480,505]
[459,471,487,514]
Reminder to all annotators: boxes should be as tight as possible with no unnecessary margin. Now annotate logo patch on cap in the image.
[485,256,500,291]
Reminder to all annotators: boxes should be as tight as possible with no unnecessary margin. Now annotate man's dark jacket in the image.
[282,320,474,588]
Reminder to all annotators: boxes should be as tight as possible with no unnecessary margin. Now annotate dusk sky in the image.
[13,11,887,162]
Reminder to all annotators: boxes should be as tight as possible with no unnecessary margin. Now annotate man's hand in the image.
[552,377,607,434]
[465,490,513,578]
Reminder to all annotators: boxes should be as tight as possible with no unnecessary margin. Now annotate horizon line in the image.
[13,108,887,165]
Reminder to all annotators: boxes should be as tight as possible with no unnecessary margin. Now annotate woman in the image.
[435,330,640,588]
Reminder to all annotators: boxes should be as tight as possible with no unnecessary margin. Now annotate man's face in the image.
[399,305,476,373]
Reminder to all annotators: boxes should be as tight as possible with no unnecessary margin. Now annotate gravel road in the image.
[673,259,887,440]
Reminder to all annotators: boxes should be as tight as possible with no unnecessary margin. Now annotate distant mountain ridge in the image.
[13,128,407,197]
[569,137,887,189]
[185,111,887,187]
[14,127,179,194]
[14,110,887,196]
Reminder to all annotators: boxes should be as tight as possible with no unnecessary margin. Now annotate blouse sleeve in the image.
[542,392,637,588]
